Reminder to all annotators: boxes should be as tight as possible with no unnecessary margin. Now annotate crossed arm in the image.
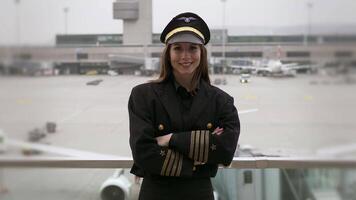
[128,87,240,177]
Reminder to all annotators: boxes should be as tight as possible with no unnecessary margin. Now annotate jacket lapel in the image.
[152,81,183,130]
[188,80,212,127]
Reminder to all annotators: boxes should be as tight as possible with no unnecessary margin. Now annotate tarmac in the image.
[0,73,356,199]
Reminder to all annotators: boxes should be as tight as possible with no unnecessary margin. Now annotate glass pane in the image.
[1,168,356,200]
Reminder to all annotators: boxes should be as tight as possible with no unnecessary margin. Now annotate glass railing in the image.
[1,157,356,200]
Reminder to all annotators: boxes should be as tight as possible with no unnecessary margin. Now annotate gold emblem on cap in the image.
[158,124,164,131]
[207,123,213,129]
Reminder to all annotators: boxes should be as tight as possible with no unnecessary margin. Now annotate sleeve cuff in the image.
[168,133,177,148]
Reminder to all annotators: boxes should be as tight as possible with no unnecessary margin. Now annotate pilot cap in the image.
[167,32,203,44]
[160,12,210,45]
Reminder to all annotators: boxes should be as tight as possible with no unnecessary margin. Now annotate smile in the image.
[180,62,192,67]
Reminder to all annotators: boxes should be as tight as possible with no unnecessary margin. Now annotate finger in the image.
[216,129,224,135]
[213,127,223,133]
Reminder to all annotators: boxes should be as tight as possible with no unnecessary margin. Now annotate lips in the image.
[180,62,192,67]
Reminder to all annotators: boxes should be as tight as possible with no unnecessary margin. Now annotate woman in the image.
[128,12,240,200]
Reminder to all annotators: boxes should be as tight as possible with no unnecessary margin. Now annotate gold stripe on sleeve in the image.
[170,152,180,176]
[189,131,196,159]
[165,150,176,176]
[175,153,183,177]
[204,130,210,163]
[161,149,172,176]
[194,130,201,161]
[199,130,205,162]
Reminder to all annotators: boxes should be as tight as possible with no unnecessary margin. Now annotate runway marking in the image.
[243,94,257,101]
[304,95,313,101]
[238,109,259,114]
[16,99,32,105]
[58,105,93,123]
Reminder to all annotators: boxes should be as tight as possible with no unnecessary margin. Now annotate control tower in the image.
[113,0,152,45]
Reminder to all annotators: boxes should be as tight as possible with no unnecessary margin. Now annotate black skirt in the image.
[139,176,214,200]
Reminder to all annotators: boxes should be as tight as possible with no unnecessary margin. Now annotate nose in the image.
[181,49,191,60]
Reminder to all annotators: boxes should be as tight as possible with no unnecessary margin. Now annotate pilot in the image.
[128,12,240,200]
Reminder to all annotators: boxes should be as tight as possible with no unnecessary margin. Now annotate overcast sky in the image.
[0,0,356,45]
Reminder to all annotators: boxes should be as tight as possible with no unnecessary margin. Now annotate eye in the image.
[172,45,181,51]
[189,45,199,51]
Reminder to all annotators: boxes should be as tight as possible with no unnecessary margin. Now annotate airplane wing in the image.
[230,65,258,70]
[281,62,312,71]
[256,67,273,73]
[6,139,128,159]
[281,63,298,68]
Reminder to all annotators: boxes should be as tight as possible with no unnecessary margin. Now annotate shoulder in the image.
[131,82,152,94]
[130,81,164,98]
[205,83,233,102]
[129,83,155,109]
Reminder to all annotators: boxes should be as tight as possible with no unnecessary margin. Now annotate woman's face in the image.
[169,42,201,78]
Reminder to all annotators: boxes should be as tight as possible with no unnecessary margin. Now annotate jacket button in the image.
[207,123,213,129]
[158,124,164,131]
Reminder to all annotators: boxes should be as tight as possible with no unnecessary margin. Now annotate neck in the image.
[173,72,193,91]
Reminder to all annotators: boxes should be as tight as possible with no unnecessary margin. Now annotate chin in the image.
[177,69,195,76]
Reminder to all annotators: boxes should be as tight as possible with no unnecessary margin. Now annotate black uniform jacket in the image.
[128,79,240,179]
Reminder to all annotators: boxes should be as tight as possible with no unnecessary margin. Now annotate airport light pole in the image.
[14,0,21,45]
[221,0,227,74]
[63,7,69,34]
[304,1,313,46]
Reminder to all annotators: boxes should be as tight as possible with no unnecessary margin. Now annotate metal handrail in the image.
[1,156,355,168]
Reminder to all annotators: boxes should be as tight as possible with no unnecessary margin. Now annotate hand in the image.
[156,133,172,147]
[212,127,224,135]
[135,176,141,184]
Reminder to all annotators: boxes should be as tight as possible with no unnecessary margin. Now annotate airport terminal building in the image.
[1,32,356,76]
[0,0,355,76]
[0,0,356,76]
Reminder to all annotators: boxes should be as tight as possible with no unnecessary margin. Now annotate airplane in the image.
[228,45,314,77]
[255,59,300,77]
[229,59,312,77]
[0,108,259,200]
[107,70,118,76]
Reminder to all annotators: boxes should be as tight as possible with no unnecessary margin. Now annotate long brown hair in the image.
[153,44,211,90]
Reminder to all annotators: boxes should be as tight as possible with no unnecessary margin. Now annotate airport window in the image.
[13,53,32,60]
[56,34,123,46]
[150,52,162,58]
[335,51,353,58]
[227,35,314,43]
[97,35,122,44]
[76,53,88,60]
[212,51,262,58]
[286,51,310,57]
[323,35,356,43]
[231,60,254,66]
[152,34,161,43]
